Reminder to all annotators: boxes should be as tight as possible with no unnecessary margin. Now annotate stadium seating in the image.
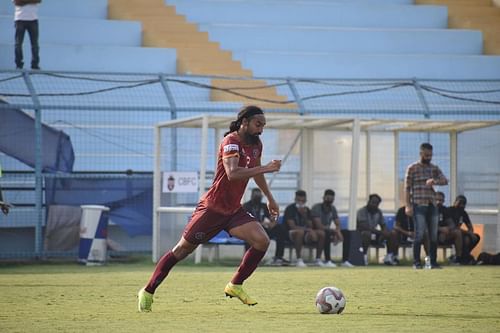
[168,0,500,80]
[170,1,449,28]
[107,0,291,107]
[0,0,176,73]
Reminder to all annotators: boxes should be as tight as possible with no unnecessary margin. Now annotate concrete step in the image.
[447,6,500,16]
[0,43,176,72]
[170,0,448,29]
[201,24,484,55]
[108,0,291,104]
[211,79,294,109]
[143,31,211,44]
[177,62,252,76]
[0,16,142,47]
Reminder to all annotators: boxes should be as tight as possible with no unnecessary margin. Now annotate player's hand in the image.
[267,199,279,222]
[336,230,344,242]
[426,178,435,187]
[405,205,413,217]
[265,160,281,173]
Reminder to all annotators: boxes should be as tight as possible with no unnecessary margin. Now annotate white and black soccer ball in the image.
[315,286,346,314]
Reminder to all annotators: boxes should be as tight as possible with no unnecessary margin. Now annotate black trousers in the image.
[15,20,39,69]
[244,223,287,259]
[321,229,352,262]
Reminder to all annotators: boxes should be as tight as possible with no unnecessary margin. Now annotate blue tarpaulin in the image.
[0,99,75,173]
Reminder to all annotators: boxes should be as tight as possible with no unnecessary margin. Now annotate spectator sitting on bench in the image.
[447,195,480,265]
[394,205,430,265]
[284,190,325,267]
[356,194,398,265]
[243,188,289,266]
[311,189,353,268]
[436,191,462,265]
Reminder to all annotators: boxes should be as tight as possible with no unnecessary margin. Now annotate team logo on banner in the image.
[162,172,198,193]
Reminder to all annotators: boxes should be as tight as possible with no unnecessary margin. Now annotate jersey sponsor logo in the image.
[223,143,239,153]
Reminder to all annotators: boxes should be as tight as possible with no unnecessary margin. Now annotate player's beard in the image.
[245,132,260,145]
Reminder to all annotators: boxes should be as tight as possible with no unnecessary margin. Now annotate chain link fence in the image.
[1,69,499,259]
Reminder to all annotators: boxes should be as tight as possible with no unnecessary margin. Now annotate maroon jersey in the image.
[199,132,262,215]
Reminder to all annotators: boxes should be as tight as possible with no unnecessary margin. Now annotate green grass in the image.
[0,260,499,333]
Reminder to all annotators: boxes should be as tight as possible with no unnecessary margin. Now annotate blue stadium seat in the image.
[169,0,448,29]
[208,230,245,245]
[384,215,396,230]
[0,17,142,47]
[202,25,482,55]
[234,52,500,79]
[339,215,349,230]
[0,44,176,73]
[167,0,500,80]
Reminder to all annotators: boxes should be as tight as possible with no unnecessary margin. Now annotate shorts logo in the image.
[194,232,206,241]
[223,144,239,153]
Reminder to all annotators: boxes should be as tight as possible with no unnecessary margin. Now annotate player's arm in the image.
[394,211,408,236]
[430,166,448,186]
[312,216,323,230]
[286,218,298,230]
[223,155,280,181]
[252,157,279,219]
[304,210,314,229]
[463,211,474,233]
[378,212,386,232]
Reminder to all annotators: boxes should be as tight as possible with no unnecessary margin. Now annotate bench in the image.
[205,230,245,263]
[347,215,453,262]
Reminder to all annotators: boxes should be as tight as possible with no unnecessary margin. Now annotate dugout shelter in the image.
[153,114,500,263]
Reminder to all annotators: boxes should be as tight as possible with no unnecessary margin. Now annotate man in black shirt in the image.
[446,195,479,264]
[394,205,429,264]
[436,191,462,264]
[243,188,289,265]
[284,190,325,267]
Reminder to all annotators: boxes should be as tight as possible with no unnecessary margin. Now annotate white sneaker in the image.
[324,260,337,268]
[315,259,326,267]
[296,258,307,267]
[383,253,393,266]
[341,260,355,268]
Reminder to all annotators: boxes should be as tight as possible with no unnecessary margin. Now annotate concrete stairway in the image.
[416,0,500,54]
[107,0,292,108]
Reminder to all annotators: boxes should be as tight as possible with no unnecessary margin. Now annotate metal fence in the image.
[1,69,499,259]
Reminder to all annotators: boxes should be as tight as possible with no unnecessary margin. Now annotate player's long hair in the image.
[224,105,264,136]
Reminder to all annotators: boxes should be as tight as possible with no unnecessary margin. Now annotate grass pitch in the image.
[0,259,499,333]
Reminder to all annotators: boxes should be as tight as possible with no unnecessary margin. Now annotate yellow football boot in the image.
[137,288,154,312]
[224,282,257,306]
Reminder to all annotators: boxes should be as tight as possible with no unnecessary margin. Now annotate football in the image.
[315,286,346,314]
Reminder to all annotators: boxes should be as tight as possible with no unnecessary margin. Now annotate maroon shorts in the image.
[183,202,256,244]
